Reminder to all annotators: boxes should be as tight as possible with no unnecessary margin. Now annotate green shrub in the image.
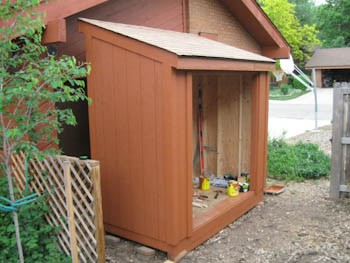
[280,83,292,95]
[289,75,309,91]
[0,177,71,263]
[268,137,331,182]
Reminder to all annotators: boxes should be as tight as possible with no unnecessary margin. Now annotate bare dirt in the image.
[106,125,350,263]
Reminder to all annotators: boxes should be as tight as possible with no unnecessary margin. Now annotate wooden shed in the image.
[79,18,274,261]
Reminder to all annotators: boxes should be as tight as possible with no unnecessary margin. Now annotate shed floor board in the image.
[192,186,252,229]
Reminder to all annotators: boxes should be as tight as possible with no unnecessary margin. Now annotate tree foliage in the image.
[316,0,350,47]
[0,0,90,261]
[289,0,317,26]
[259,0,320,65]
[0,2,90,163]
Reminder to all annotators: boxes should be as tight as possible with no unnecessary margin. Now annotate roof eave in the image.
[40,0,108,24]
[0,0,108,42]
[221,0,290,59]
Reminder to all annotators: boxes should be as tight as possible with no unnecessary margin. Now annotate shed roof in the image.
[79,18,274,64]
[305,48,350,69]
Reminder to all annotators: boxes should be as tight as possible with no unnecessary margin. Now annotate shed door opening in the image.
[57,79,91,158]
[192,73,254,223]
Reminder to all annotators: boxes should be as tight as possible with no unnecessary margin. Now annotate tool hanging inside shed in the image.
[198,87,208,189]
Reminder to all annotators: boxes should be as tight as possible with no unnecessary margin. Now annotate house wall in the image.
[58,0,185,61]
[188,0,261,54]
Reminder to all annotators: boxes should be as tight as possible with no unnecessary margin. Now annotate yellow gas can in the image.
[201,177,210,191]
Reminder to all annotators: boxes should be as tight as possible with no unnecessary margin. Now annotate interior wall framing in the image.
[192,72,253,179]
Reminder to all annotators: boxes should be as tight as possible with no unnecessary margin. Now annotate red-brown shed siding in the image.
[86,35,191,244]
[58,0,185,61]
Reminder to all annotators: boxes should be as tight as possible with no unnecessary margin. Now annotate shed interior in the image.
[190,72,255,226]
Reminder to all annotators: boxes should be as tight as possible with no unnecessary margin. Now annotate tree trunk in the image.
[6,160,24,263]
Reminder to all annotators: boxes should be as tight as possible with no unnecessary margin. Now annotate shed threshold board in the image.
[193,189,253,230]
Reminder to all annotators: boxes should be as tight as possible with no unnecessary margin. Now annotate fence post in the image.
[64,161,79,262]
[91,161,106,263]
[330,88,342,199]
[330,87,350,199]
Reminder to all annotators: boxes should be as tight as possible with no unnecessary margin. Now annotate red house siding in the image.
[58,0,185,61]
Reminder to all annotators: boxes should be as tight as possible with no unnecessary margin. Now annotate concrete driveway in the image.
[268,88,333,138]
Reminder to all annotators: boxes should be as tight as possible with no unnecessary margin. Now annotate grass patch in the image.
[268,137,331,182]
[270,86,310,100]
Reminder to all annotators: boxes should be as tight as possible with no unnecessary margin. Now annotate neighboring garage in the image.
[305,47,350,88]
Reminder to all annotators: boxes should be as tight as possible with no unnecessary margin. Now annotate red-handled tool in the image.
[198,88,205,182]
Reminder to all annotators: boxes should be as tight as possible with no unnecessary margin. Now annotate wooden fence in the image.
[330,86,350,199]
[11,152,105,262]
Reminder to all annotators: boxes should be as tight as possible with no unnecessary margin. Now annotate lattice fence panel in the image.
[11,153,105,262]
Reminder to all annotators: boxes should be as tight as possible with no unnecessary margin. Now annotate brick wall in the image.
[188,0,261,54]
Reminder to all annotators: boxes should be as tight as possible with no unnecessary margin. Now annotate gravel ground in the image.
[106,125,350,263]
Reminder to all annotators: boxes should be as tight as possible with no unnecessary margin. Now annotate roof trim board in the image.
[176,57,274,71]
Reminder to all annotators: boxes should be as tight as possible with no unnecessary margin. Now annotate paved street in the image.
[268,88,333,138]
